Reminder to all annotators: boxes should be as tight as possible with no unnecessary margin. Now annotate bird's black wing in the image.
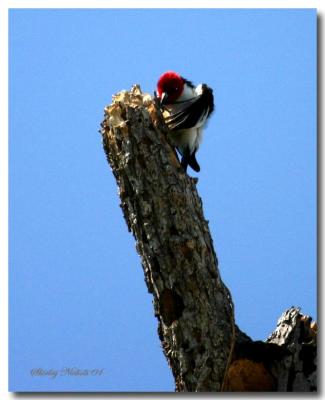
[163,84,214,131]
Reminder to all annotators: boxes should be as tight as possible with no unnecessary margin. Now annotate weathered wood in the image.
[224,307,317,392]
[100,85,317,392]
[266,307,317,391]
[101,85,235,391]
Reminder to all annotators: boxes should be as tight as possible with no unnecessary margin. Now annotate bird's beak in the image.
[160,92,169,106]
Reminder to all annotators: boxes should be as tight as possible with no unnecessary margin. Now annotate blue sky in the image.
[9,8,316,392]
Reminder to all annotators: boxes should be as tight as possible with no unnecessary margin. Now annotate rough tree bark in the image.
[100,85,317,392]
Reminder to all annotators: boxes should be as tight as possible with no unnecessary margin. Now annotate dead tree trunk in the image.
[100,85,317,392]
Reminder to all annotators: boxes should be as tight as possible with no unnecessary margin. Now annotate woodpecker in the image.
[156,71,214,173]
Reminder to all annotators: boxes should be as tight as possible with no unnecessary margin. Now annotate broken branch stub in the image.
[101,85,235,391]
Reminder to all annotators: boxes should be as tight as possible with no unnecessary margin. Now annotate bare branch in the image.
[101,85,235,391]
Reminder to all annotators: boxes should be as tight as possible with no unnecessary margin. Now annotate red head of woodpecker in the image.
[156,71,214,173]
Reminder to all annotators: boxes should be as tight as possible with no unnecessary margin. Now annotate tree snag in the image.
[100,85,317,392]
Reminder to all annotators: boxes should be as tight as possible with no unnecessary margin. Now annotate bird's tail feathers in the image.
[180,149,200,173]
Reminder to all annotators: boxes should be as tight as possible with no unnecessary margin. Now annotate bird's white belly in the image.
[169,127,203,154]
